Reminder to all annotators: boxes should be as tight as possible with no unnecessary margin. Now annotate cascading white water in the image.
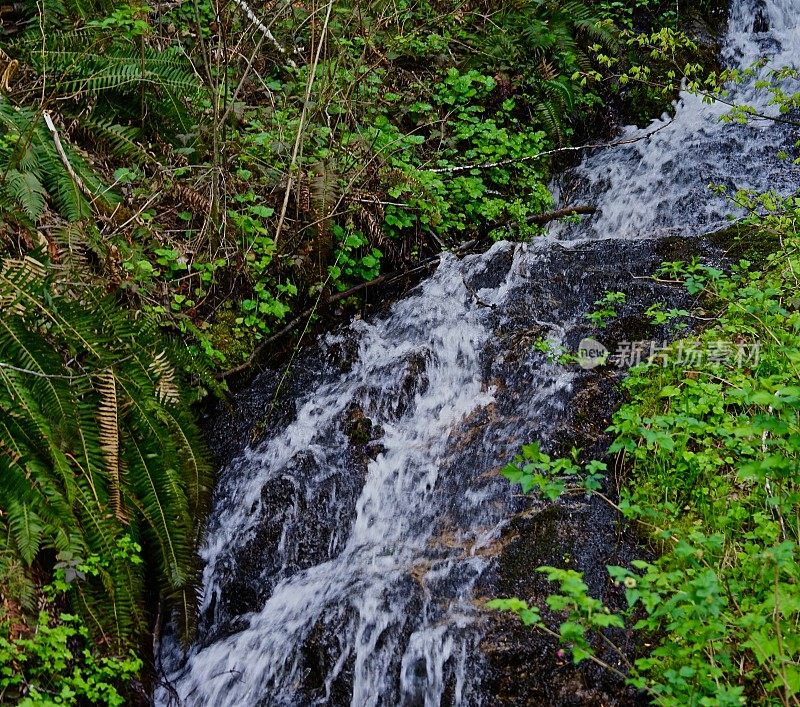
[158,244,552,706]
[157,2,800,704]
[553,0,800,242]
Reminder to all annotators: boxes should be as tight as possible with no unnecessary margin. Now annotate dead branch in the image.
[525,205,596,225]
[230,0,299,69]
[427,119,674,175]
[482,204,596,238]
[217,239,479,381]
[42,111,94,202]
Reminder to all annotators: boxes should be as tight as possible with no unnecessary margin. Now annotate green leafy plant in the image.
[586,291,626,329]
[0,540,144,705]
[0,256,211,645]
[492,193,800,705]
[328,225,382,291]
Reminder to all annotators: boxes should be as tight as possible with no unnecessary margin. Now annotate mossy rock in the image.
[344,404,383,446]
[207,307,256,363]
[707,222,781,263]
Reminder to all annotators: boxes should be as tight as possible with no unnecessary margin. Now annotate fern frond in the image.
[149,351,180,406]
[4,169,47,222]
[6,501,43,564]
[0,261,210,646]
[78,116,150,162]
[97,370,126,522]
[535,99,566,144]
[540,78,574,111]
[0,256,46,312]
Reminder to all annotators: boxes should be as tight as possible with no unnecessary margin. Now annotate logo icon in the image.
[577,337,608,370]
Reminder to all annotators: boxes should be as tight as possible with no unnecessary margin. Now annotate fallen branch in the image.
[481,205,596,238]
[217,239,478,381]
[42,111,94,202]
[525,205,596,225]
[427,119,674,175]
[230,0,298,69]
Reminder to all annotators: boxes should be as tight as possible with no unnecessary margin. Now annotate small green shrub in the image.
[0,540,144,706]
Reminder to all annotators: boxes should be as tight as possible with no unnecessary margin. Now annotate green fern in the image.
[477,0,618,142]
[12,29,203,137]
[0,257,211,645]
[79,116,151,162]
[0,100,118,224]
[16,0,118,26]
[4,169,47,221]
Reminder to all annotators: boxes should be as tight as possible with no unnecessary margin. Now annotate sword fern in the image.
[0,256,211,645]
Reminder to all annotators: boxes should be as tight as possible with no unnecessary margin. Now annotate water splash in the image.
[552,0,800,243]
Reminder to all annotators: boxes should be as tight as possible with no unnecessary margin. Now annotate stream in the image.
[156,1,800,703]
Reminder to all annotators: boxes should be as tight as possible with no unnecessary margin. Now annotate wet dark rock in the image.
[396,350,431,413]
[480,492,646,706]
[202,345,333,464]
[683,5,727,53]
[365,440,388,460]
[298,611,357,704]
[204,447,368,643]
[360,347,432,421]
[753,0,770,32]
[345,403,382,446]
[326,333,360,374]
[210,475,298,627]
[561,371,625,458]
[477,236,726,705]
[294,579,433,706]
[655,234,706,262]
[598,0,725,130]
[463,245,516,292]
[201,368,281,466]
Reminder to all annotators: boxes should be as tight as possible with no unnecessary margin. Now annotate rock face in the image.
[474,233,728,706]
[197,345,376,646]
[479,394,643,706]
[160,233,721,706]
[483,504,645,706]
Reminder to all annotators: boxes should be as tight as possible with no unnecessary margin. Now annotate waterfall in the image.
[552,0,800,242]
[156,1,800,704]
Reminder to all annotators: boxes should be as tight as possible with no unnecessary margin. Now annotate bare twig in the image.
[273,0,334,247]
[230,0,298,68]
[217,239,479,380]
[42,111,94,202]
[482,205,596,237]
[526,205,596,225]
[427,120,674,175]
